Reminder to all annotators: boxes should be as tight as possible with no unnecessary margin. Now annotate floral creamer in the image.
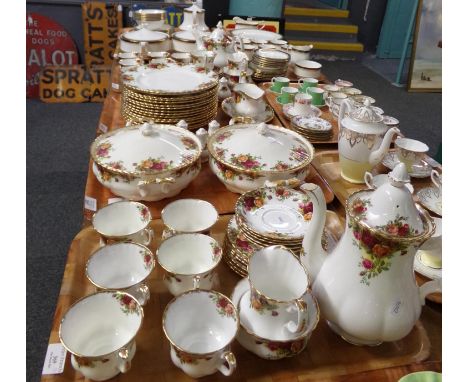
[300,164,441,345]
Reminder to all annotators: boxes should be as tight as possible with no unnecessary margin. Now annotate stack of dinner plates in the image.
[121,62,218,130]
[223,185,325,277]
[249,48,290,82]
[290,115,333,142]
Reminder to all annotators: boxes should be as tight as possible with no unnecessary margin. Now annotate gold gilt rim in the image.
[247,245,311,304]
[238,294,320,343]
[121,108,217,123]
[345,190,436,243]
[254,50,290,61]
[85,242,155,290]
[133,9,166,20]
[121,112,215,130]
[122,97,218,111]
[122,99,218,115]
[91,124,202,177]
[122,90,219,104]
[122,86,219,100]
[120,31,170,44]
[172,33,196,43]
[236,216,304,245]
[59,290,144,359]
[123,92,218,109]
[207,123,314,175]
[162,289,239,357]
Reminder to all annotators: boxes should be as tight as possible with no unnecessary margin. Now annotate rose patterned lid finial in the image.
[349,99,384,123]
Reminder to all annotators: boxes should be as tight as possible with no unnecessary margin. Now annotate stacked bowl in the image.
[121,62,218,130]
[249,49,290,82]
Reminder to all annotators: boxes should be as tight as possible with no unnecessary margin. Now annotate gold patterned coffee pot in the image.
[338,99,400,183]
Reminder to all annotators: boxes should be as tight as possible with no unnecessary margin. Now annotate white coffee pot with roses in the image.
[299,164,441,346]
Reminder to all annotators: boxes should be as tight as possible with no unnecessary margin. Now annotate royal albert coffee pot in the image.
[338,99,400,183]
[300,164,441,346]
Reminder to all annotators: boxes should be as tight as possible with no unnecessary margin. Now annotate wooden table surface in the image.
[42,64,442,381]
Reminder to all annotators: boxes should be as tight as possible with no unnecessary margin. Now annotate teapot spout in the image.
[300,183,327,281]
[369,127,400,166]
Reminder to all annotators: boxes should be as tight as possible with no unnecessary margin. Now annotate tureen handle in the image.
[139,122,158,136]
[176,120,188,130]
[137,178,176,197]
[256,122,268,135]
[208,120,220,135]
[195,128,208,148]
[419,278,442,306]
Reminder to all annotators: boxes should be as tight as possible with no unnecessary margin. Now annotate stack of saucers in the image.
[121,62,218,130]
[249,48,290,82]
[290,115,333,142]
[223,185,316,277]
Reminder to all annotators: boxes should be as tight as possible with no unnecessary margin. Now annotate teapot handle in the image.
[419,278,442,305]
[338,99,352,130]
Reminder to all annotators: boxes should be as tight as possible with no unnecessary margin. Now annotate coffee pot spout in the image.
[300,183,327,281]
[369,127,400,166]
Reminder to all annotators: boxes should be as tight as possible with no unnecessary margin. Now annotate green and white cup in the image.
[278,86,299,104]
[271,76,290,92]
[306,87,325,106]
[298,77,318,93]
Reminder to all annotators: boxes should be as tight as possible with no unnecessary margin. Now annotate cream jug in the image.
[338,99,400,183]
[299,165,441,346]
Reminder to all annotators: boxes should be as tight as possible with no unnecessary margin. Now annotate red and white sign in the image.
[26,13,79,98]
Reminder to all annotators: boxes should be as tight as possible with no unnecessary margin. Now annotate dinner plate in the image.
[123,63,217,94]
[231,28,282,42]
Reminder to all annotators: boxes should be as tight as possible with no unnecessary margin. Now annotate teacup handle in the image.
[192,275,201,289]
[137,283,150,305]
[285,298,308,334]
[431,169,442,188]
[141,227,154,246]
[298,78,304,86]
[271,76,278,83]
[217,351,236,376]
[364,172,375,189]
[117,346,131,373]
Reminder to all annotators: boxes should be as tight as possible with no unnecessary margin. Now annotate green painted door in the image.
[377,0,418,58]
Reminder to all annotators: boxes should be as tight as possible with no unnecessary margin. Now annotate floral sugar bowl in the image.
[299,164,441,346]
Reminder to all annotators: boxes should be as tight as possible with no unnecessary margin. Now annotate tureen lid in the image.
[207,123,314,174]
[346,164,434,242]
[122,62,218,95]
[91,123,201,177]
[348,99,383,123]
[121,28,169,43]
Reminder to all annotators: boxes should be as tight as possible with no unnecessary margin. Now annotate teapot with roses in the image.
[300,163,441,346]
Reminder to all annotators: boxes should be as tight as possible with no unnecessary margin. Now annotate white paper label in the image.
[42,343,67,375]
[108,197,123,204]
[99,122,108,133]
[111,82,119,90]
[84,196,97,211]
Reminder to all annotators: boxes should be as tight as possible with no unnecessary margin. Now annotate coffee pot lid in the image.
[349,99,384,123]
[346,164,433,242]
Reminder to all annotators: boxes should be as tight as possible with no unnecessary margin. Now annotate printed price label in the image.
[99,122,108,133]
[42,343,67,375]
[111,82,119,90]
[84,196,97,211]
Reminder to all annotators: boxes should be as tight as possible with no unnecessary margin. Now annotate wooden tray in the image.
[42,214,440,382]
[260,82,339,145]
[312,150,442,304]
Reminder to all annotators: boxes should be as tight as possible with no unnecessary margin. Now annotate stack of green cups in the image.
[298,77,318,93]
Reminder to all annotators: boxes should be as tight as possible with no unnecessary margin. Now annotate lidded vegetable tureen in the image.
[207,123,314,193]
[91,123,202,201]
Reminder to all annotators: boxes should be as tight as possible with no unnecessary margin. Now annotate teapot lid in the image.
[346,163,434,243]
[349,99,384,123]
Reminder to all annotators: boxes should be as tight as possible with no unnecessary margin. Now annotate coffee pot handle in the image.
[217,351,236,376]
[419,278,442,305]
[338,99,352,130]
[285,298,308,334]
